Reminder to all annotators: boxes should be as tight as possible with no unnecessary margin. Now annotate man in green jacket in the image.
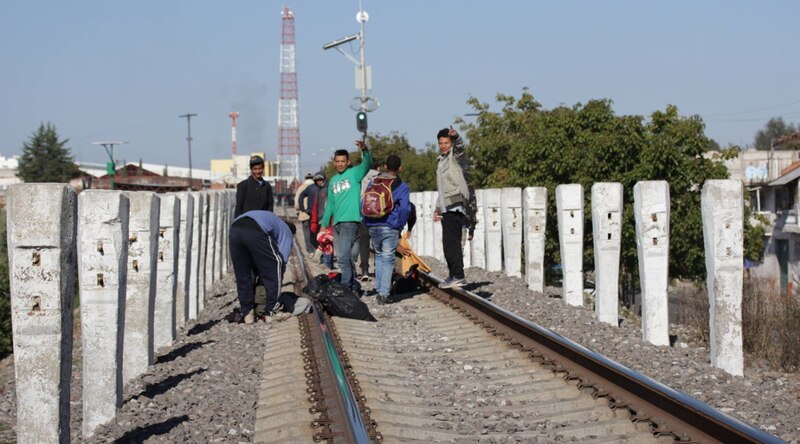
[320,139,373,291]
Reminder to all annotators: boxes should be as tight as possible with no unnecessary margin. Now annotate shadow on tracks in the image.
[187,318,221,336]
[114,414,189,442]
[156,340,215,364]
[128,368,208,402]
[463,281,493,299]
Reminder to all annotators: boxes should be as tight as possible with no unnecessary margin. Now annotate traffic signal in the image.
[356,111,368,133]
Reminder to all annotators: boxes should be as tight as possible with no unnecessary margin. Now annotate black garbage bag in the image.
[303,274,376,322]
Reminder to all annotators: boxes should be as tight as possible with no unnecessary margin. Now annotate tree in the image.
[16,122,80,183]
[461,90,764,301]
[754,117,799,151]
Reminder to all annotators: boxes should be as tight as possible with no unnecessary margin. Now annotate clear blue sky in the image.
[2,1,798,176]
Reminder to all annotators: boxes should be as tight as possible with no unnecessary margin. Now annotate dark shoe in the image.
[376,295,388,305]
[439,277,466,289]
[268,302,285,316]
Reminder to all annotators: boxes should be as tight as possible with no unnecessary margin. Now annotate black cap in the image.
[249,155,264,167]
[305,172,313,179]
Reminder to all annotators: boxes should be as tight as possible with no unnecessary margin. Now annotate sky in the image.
[2,1,799,176]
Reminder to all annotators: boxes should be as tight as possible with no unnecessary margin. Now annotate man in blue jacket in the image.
[229,210,294,324]
[362,154,411,304]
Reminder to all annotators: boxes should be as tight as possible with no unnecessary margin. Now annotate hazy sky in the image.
[2,1,798,176]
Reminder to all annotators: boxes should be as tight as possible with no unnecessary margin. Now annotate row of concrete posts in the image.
[6,184,236,444]
[410,180,744,377]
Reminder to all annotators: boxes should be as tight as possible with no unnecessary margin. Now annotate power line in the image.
[701,99,800,118]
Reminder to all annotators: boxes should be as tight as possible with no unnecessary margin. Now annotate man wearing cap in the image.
[235,155,274,217]
[320,140,373,292]
[294,172,315,254]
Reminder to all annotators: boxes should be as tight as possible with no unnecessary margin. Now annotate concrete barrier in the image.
[470,189,486,270]
[205,192,218,292]
[174,192,194,329]
[484,188,503,272]
[523,187,547,293]
[634,181,670,346]
[198,192,209,311]
[421,191,434,258]
[77,190,129,437]
[501,187,523,278]
[7,184,77,444]
[188,192,204,320]
[155,194,179,350]
[702,180,744,376]
[592,183,623,326]
[556,184,584,306]
[123,192,159,383]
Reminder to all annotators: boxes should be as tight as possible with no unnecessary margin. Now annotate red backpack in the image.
[361,177,396,218]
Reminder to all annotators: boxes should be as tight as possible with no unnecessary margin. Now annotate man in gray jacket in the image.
[433,126,471,288]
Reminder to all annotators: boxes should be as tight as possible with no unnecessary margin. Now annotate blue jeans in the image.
[334,222,360,290]
[369,226,400,297]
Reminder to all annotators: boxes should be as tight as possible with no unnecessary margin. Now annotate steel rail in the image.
[293,242,373,443]
[418,270,785,444]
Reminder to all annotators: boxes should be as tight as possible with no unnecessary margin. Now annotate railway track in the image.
[255,239,784,443]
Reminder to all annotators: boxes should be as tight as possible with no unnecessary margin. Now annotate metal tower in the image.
[278,6,300,180]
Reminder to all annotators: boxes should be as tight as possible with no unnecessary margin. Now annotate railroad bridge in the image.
[3,182,787,443]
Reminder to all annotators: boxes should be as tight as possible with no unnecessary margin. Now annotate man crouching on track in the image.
[229,210,295,324]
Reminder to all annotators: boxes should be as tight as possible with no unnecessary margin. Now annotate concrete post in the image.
[634,181,671,346]
[501,187,523,277]
[216,191,226,280]
[219,191,229,278]
[470,189,486,269]
[484,188,503,272]
[556,184,584,306]
[409,193,421,253]
[173,192,193,329]
[432,193,444,263]
[422,191,434,258]
[463,228,472,268]
[592,183,623,326]
[188,192,204,320]
[7,184,77,444]
[199,192,210,311]
[523,187,547,292]
[123,192,159,383]
[702,180,744,376]
[77,190,129,437]
[155,194,179,350]
[204,192,217,294]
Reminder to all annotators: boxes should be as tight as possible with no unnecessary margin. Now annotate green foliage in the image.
[0,212,12,358]
[754,117,800,151]
[323,132,438,191]
[17,122,80,183]
[462,90,756,291]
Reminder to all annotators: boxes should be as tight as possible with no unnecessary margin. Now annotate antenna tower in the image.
[278,6,300,180]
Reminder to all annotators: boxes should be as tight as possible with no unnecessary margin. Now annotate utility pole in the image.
[179,113,197,190]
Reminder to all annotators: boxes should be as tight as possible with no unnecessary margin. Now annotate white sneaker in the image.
[244,310,255,325]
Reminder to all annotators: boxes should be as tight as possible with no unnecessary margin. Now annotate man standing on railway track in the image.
[229,210,294,324]
[320,140,373,292]
[362,154,411,304]
[433,126,473,289]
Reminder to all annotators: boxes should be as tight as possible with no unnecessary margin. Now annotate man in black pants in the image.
[235,155,274,217]
[433,126,471,289]
[229,210,294,324]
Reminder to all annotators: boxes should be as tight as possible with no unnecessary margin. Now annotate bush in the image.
[685,277,800,371]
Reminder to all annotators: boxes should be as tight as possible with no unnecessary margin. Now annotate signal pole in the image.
[179,113,197,190]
